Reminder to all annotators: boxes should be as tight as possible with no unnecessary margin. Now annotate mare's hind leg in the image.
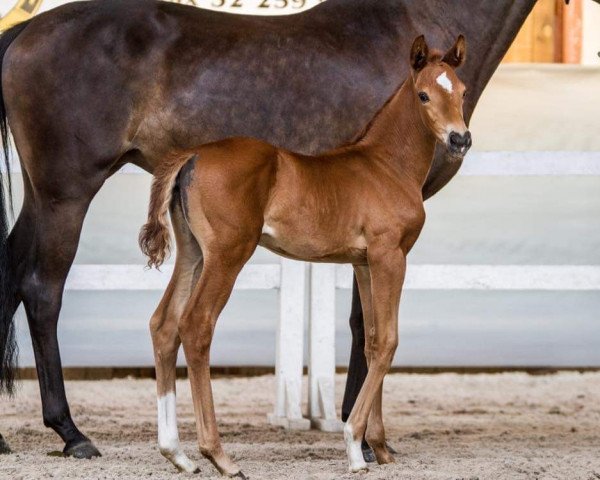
[179,239,258,479]
[151,201,201,473]
[10,171,106,458]
[0,433,10,454]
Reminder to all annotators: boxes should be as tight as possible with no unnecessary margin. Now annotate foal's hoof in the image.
[231,471,248,479]
[0,434,11,454]
[64,440,102,459]
[349,465,369,474]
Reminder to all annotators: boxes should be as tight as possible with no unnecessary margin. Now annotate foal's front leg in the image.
[345,249,406,472]
[353,266,395,466]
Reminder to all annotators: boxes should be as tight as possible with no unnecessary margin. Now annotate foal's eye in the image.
[463,90,467,98]
[418,92,430,104]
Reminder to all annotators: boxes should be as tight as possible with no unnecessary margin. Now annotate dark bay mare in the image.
[0,0,578,460]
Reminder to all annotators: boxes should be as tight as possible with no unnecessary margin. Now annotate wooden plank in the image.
[65,264,281,291]
[504,0,558,63]
[459,151,600,176]
[308,263,341,431]
[336,265,600,291]
[268,259,310,430]
[5,150,600,176]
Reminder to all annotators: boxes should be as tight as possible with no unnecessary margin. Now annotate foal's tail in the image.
[139,153,193,269]
[0,20,31,395]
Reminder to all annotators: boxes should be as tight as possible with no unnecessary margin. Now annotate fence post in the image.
[308,263,343,432]
[267,259,310,430]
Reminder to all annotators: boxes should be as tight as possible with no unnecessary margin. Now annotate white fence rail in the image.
[4,150,600,176]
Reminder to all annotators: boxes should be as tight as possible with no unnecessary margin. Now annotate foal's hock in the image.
[140,35,470,477]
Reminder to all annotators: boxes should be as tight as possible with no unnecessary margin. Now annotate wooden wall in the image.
[503,0,583,64]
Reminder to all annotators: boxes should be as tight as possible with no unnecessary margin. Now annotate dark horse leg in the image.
[342,278,368,424]
[8,168,107,458]
[0,433,10,454]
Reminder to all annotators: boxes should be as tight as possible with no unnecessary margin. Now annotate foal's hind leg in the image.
[179,240,257,479]
[151,202,201,473]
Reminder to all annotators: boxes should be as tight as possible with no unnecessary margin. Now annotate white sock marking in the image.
[157,392,198,473]
[344,423,368,472]
[436,72,453,94]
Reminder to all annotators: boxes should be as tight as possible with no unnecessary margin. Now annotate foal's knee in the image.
[373,336,398,370]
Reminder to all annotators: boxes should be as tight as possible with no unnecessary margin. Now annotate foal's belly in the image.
[258,223,368,265]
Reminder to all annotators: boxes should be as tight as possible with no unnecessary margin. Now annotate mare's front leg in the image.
[179,241,256,479]
[341,278,368,424]
[151,203,201,473]
[344,247,405,473]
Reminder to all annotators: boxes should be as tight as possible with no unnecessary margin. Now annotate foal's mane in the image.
[349,50,444,146]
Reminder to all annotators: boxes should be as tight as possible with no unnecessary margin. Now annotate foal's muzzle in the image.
[448,131,472,156]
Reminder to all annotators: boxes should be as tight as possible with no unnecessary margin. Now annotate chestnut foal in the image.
[140,35,471,477]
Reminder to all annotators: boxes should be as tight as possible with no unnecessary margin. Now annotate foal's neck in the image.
[356,76,436,188]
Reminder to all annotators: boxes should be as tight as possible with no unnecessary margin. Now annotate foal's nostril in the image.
[449,131,472,152]
[449,132,464,148]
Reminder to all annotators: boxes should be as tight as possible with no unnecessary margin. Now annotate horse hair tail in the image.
[139,153,192,269]
[0,20,31,396]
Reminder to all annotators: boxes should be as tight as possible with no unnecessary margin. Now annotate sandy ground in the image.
[2,373,600,479]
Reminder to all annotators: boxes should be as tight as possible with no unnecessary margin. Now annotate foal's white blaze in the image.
[344,423,368,472]
[157,392,198,473]
[436,72,453,94]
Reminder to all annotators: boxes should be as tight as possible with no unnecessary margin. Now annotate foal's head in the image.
[410,35,471,159]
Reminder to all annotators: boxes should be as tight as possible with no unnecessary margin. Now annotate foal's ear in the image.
[442,35,466,68]
[410,35,429,72]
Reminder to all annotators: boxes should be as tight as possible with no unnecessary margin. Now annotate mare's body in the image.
[0,0,561,458]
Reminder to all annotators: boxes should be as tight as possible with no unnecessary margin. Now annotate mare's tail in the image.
[139,153,193,269]
[0,20,31,395]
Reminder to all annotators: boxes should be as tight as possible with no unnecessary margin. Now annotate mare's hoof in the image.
[64,440,102,459]
[194,467,201,474]
[362,440,397,463]
[231,472,248,479]
[361,440,376,463]
[0,434,11,454]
